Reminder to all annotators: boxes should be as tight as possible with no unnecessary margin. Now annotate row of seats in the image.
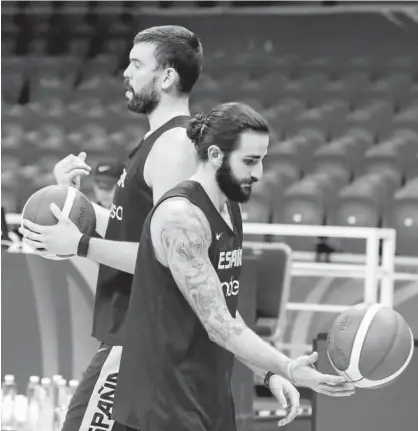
[3,54,418,106]
[2,97,417,145]
[241,169,418,256]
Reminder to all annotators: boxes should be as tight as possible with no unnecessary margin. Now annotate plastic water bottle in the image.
[1,374,17,431]
[37,378,53,431]
[26,376,41,431]
[54,378,68,431]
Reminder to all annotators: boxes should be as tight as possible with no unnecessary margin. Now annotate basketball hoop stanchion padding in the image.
[231,251,258,431]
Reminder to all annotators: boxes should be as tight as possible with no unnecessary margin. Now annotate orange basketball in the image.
[327,303,414,388]
[22,185,96,258]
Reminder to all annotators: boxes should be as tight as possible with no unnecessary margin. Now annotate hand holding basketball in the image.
[21,204,83,257]
[54,152,91,189]
[288,352,356,397]
[268,374,300,427]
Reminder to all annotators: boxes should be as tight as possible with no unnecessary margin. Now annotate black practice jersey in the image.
[92,116,190,346]
[113,180,244,431]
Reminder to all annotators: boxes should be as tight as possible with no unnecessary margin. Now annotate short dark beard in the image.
[127,78,160,115]
[216,157,254,203]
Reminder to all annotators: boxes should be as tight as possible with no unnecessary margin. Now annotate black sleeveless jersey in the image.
[92,116,190,346]
[113,181,244,431]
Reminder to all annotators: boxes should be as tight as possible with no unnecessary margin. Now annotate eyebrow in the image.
[129,57,143,64]
[244,155,262,160]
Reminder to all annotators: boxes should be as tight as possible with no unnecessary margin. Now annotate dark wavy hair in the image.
[187,102,269,161]
[134,25,203,94]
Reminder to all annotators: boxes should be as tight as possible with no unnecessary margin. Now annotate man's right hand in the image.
[53,152,91,189]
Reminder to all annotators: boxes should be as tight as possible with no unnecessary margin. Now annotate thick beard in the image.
[127,80,160,115]
[216,157,254,203]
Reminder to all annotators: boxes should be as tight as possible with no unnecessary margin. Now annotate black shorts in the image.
[62,344,124,431]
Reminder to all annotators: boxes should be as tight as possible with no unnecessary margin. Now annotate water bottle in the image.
[26,376,41,431]
[1,374,17,431]
[37,378,53,431]
[54,378,68,431]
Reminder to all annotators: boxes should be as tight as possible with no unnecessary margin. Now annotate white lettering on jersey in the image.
[117,169,127,188]
[218,248,242,270]
[221,277,240,297]
[109,204,123,221]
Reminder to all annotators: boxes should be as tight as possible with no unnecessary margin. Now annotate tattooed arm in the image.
[150,197,293,379]
[232,311,273,378]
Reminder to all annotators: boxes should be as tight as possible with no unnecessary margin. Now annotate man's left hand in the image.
[19,204,82,256]
[289,352,356,397]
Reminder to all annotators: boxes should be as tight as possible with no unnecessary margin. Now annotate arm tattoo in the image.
[234,312,268,377]
[159,200,246,345]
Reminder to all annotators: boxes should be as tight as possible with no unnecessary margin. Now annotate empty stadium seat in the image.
[264,136,315,176]
[344,57,373,74]
[362,75,411,108]
[379,57,417,80]
[342,101,393,140]
[312,136,365,180]
[267,99,306,136]
[365,132,418,182]
[299,57,341,80]
[288,108,329,140]
[2,72,25,105]
[392,105,418,135]
[383,178,418,256]
[329,173,394,253]
[279,80,308,105]
[272,177,329,251]
[73,76,124,105]
[81,54,119,79]
[29,75,74,103]
[319,100,350,138]
[67,37,91,57]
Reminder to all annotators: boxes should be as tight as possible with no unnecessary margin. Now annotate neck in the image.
[147,96,190,131]
[190,165,227,213]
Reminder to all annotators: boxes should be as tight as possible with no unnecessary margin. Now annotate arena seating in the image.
[2,3,418,255]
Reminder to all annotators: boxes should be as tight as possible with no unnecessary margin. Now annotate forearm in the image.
[233,312,278,378]
[235,353,269,378]
[209,317,292,379]
[86,238,139,274]
[91,202,110,238]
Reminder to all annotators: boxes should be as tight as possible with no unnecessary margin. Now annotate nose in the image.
[123,64,131,79]
[251,161,263,182]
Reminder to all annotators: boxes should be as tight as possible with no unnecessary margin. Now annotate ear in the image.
[161,68,177,90]
[207,145,223,167]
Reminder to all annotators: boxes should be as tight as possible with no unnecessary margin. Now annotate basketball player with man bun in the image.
[112,103,355,431]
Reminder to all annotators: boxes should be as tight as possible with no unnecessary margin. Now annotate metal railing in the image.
[243,222,397,312]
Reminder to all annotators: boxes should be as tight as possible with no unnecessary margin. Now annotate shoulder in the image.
[154,127,195,158]
[150,197,212,264]
[152,197,212,240]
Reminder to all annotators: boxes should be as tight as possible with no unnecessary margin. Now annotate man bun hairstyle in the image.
[187,102,269,161]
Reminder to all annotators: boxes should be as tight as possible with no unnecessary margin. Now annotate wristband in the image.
[77,235,91,258]
[264,371,275,388]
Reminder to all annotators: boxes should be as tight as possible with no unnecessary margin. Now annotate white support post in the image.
[380,231,396,307]
[364,231,379,303]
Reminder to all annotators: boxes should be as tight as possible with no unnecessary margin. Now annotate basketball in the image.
[327,303,414,388]
[22,185,96,258]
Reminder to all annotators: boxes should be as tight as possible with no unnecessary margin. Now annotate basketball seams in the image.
[62,186,77,219]
[364,310,400,379]
[356,329,415,388]
[345,303,383,382]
